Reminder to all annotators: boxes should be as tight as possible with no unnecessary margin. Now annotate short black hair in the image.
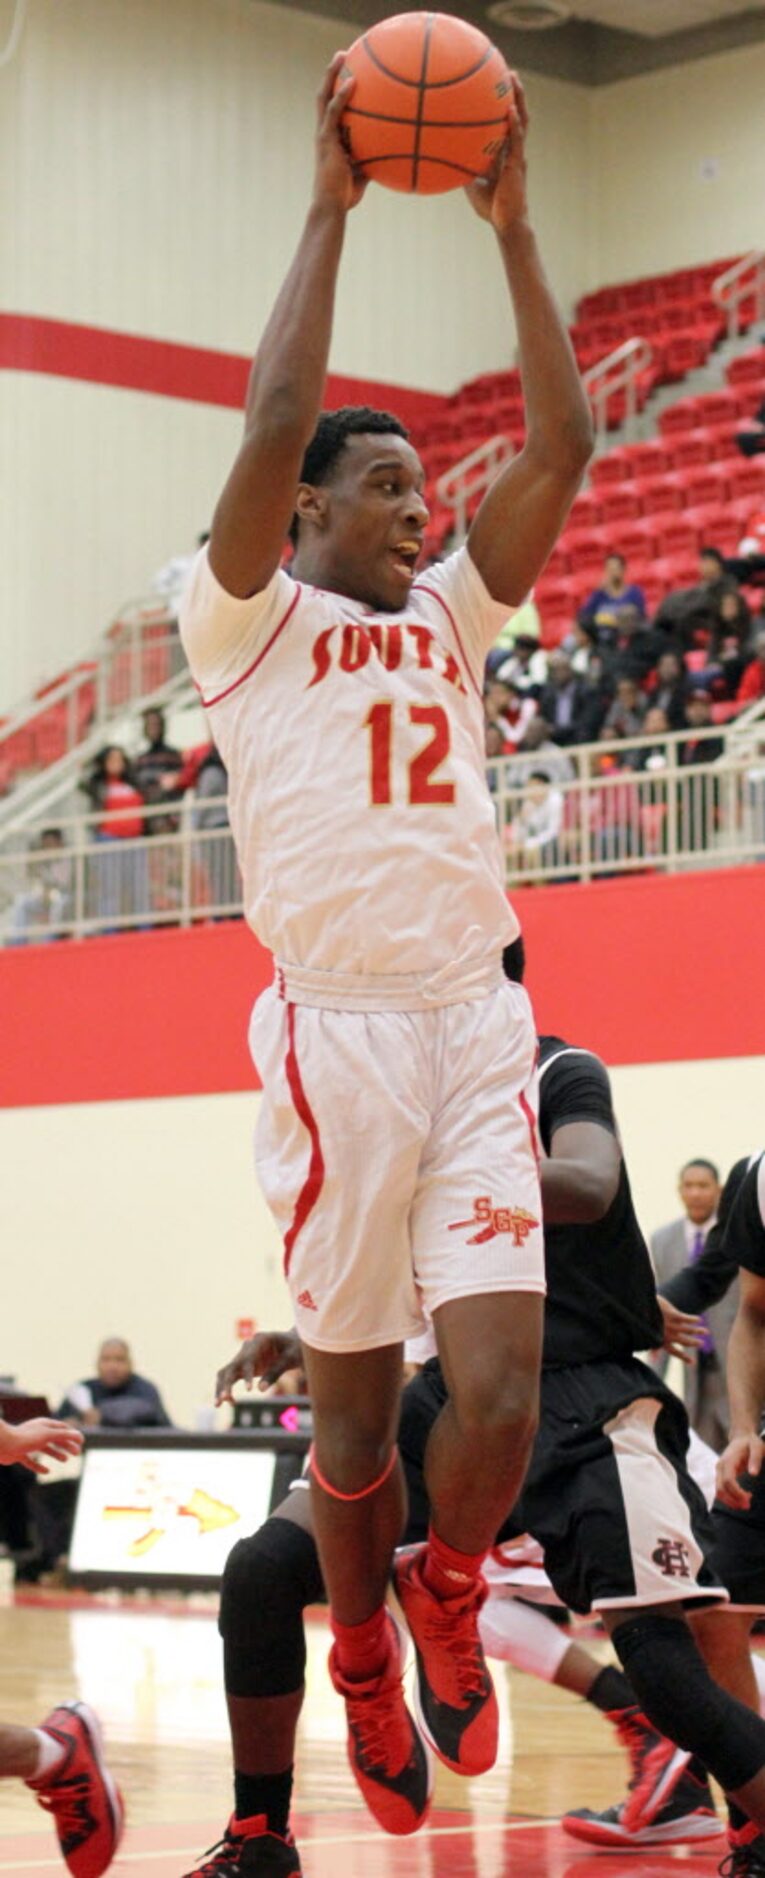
[681,1157,720,1182]
[605,550,625,567]
[502,935,526,984]
[528,768,552,783]
[699,545,725,568]
[289,405,409,545]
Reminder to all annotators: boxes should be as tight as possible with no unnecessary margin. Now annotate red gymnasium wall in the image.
[2,867,762,1109]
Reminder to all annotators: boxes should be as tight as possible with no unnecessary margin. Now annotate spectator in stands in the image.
[537,651,596,746]
[679,687,725,764]
[649,648,687,730]
[579,552,646,630]
[735,394,765,459]
[737,629,765,706]
[601,675,647,743]
[588,750,641,869]
[9,828,71,944]
[651,1160,728,1451]
[562,616,599,676]
[654,545,740,648]
[192,743,235,915]
[494,632,548,695]
[678,687,724,852]
[503,770,564,873]
[507,716,575,789]
[34,1339,173,1576]
[727,509,765,588]
[634,704,671,772]
[80,744,149,932]
[485,721,505,796]
[483,677,536,751]
[133,708,184,833]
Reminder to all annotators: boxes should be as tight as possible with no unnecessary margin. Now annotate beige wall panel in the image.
[1,1053,761,1430]
[0,0,591,389]
[0,373,240,700]
[590,41,765,287]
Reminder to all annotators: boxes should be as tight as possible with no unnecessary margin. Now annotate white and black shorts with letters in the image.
[398,1357,727,1614]
[249,971,544,1353]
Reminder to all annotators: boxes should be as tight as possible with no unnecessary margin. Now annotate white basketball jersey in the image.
[180,544,519,1002]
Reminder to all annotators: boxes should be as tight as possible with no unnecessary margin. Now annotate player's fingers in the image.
[325,74,355,130]
[318,51,347,110]
[749,1438,764,1477]
[511,71,529,133]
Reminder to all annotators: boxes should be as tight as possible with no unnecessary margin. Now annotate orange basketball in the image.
[337,11,513,196]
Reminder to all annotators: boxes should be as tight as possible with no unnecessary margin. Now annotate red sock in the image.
[422,1526,486,1601]
[331,1606,390,1683]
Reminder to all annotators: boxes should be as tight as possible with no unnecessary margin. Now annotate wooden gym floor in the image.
[0,1589,726,1875]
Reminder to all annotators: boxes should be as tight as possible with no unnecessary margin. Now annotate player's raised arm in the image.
[465,76,593,608]
[209,55,365,601]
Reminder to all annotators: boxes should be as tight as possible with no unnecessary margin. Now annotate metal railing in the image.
[583,337,654,444]
[436,433,514,542]
[712,250,765,341]
[3,727,765,945]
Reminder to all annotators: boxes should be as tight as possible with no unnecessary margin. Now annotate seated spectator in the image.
[495,632,548,695]
[483,678,536,751]
[727,509,765,588]
[80,745,149,930]
[133,708,184,833]
[601,675,647,743]
[654,547,740,649]
[677,688,725,852]
[587,751,641,867]
[596,607,669,685]
[34,1340,173,1577]
[504,771,564,872]
[737,629,765,706]
[679,686,725,765]
[507,717,576,788]
[193,743,235,914]
[485,721,505,795]
[60,1339,172,1429]
[634,705,671,772]
[537,652,599,746]
[580,552,646,630]
[649,648,687,730]
[736,396,765,459]
[9,828,72,944]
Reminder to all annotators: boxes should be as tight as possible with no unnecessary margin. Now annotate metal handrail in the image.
[435,433,514,542]
[712,250,765,341]
[583,336,654,443]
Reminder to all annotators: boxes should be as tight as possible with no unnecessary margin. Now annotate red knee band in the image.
[309,1443,398,1503]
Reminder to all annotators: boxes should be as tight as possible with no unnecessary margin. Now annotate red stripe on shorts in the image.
[282,1003,325,1278]
[519,1085,540,1168]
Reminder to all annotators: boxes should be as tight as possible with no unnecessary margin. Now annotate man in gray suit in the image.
[651,1157,737,1452]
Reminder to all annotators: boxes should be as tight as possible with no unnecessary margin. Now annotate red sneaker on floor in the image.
[719,1820,765,1874]
[181,1812,302,1875]
[29,1702,124,1878]
[329,1611,431,1836]
[393,1545,497,1776]
[610,1704,689,1832]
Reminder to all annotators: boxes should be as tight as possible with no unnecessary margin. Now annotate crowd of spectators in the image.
[484,536,765,876]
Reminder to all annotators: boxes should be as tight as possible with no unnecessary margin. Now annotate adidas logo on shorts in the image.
[297,1290,318,1311]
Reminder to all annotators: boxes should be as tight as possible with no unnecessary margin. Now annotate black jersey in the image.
[538,1035,664,1367]
[720,1151,765,1278]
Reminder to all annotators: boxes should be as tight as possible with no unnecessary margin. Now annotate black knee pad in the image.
[219,1512,325,1698]
[613,1612,765,1794]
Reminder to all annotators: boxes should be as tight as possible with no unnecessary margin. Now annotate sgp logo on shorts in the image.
[448,1196,540,1247]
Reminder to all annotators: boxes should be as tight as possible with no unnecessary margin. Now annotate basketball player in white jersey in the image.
[0,1416,123,1877]
[179,56,592,1840]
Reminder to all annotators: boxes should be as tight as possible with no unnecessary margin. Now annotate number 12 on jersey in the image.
[365,703,455,807]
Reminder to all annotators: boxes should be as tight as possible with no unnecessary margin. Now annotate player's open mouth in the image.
[389,540,421,579]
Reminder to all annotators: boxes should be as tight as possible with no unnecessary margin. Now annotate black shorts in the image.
[708,1467,765,1609]
[399,1357,725,1616]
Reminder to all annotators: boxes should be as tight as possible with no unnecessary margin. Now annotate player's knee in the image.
[312,1420,396,1495]
[450,1365,539,1450]
[219,1513,324,1655]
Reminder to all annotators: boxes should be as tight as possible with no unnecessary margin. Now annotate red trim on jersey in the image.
[201,586,301,708]
[412,582,482,702]
[282,1003,325,1278]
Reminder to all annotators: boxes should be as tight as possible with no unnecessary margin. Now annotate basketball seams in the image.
[359,33,495,92]
[411,13,434,191]
[361,154,489,180]
[345,108,509,130]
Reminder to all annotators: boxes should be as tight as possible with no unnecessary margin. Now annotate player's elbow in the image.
[527,410,594,483]
[577,1167,620,1222]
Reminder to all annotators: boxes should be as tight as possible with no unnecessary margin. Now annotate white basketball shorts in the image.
[249,978,545,1352]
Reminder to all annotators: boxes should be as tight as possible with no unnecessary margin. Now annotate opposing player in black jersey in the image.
[660,1151,765,1875]
[183,987,765,1877]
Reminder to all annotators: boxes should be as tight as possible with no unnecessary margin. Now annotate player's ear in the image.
[295,483,330,534]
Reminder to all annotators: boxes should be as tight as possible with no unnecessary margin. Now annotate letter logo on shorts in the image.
[448,1197,540,1247]
[651,1537,692,1579]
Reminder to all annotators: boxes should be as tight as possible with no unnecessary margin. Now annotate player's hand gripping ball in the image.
[335,11,514,195]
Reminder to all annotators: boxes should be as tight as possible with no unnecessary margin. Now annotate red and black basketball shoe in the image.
[29,1701,124,1878]
[563,1764,723,1847]
[719,1820,765,1874]
[393,1545,497,1776]
[605,1703,690,1833]
[181,1814,302,1875]
[328,1610,432,1835]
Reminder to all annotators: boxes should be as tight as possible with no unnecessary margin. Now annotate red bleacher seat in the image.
[634,474,686,516]
[719,454,765,500]
[659,396,705,437]
[651,552,699,592]
[589,450,631,488]
[682,504,740,554]
[666,431,715,469]
[671,462,731,508]
[654,515,700,559]
[558,527,610,575]
[662,331,714,381]
[568,490,604,530]
[618,440,673,479]
[601,518,654,561]
[727,348,765,385]
[712,701,743,725]
[694,389,741,428]
[597,485,643,526]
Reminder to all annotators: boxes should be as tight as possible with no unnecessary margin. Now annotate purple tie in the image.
[690,1229,715,1354]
